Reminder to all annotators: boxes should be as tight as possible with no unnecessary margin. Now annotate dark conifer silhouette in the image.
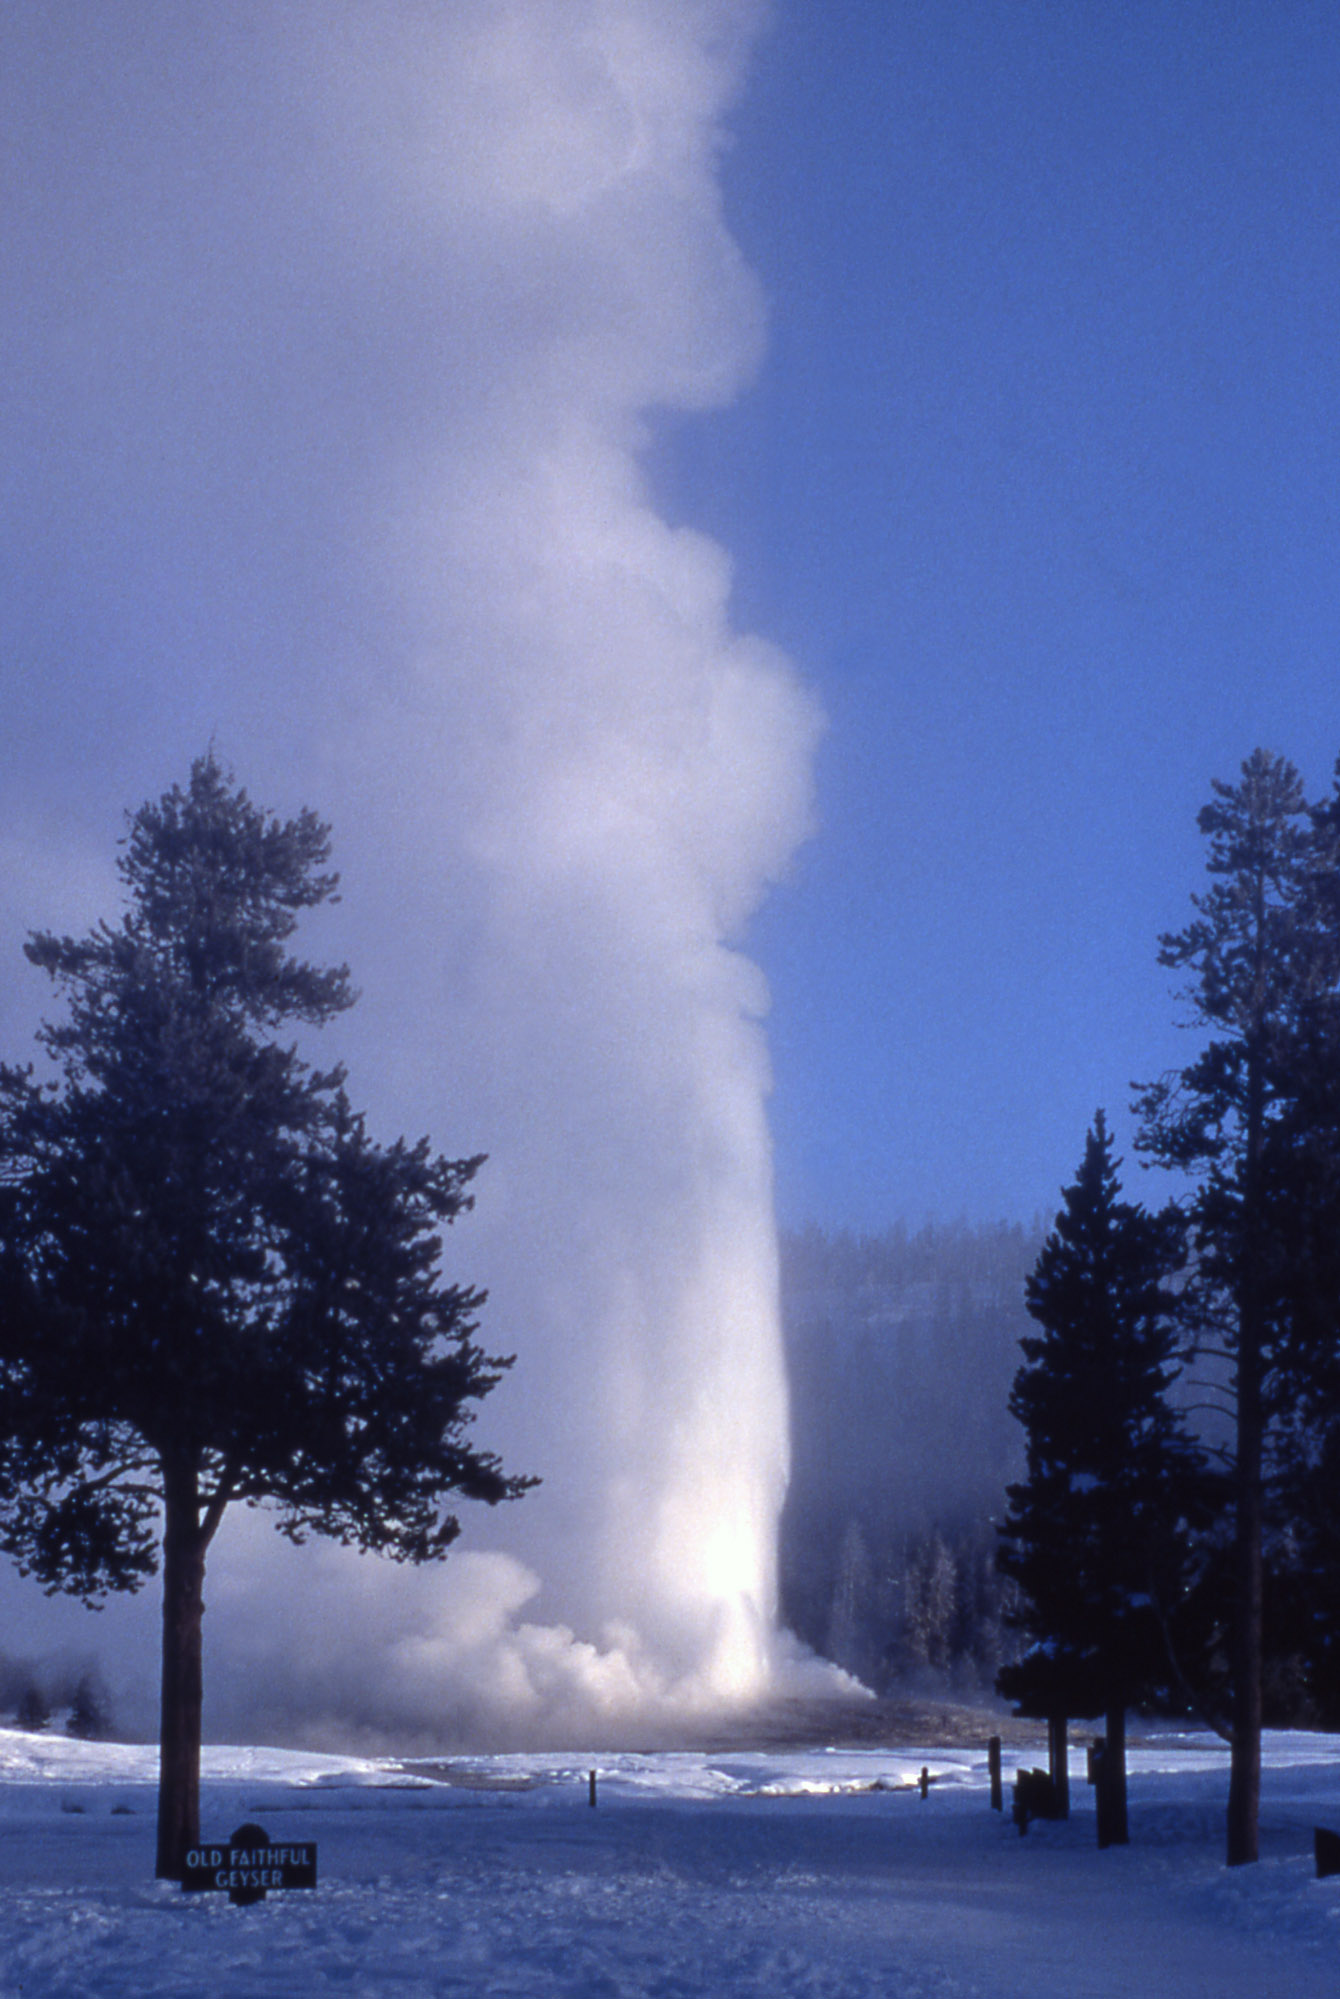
[1135,748,1340,1864]
[0,756,532,1876]
[66,1669,112,1742]
[998,1113,1197,1842]
[15,1680,50,1733]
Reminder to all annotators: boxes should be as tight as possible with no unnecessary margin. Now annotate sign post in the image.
[181,1822,318,1906]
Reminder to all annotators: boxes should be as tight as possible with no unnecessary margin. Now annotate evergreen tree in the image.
[1258,765,1340,1711]
[997,1113,1196,1843]
[66,1669,112,1742]
[15,1680,49,1733]
[1135,748,1340,1864]
[0,757,533,1876]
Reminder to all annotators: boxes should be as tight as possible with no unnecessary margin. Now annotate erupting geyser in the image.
[263,0,829,1744]
[0,0,832,1746]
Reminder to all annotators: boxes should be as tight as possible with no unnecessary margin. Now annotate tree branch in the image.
[199,1466,238,1550]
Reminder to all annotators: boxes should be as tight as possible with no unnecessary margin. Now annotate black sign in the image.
[182,1821,317,1904]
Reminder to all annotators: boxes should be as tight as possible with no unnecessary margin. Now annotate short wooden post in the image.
[588,1769,597,1808]
[919,1765,930,1799]
[1094,1739,1112,1845]
[988,1736,1002,1812]
[1096,1706,1128,1848]
[1047,1715,1070,1820]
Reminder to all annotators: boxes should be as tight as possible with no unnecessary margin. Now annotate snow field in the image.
[0,1732,1337,1997]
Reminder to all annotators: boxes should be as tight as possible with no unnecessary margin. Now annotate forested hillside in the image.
[778,1219,1043,1693]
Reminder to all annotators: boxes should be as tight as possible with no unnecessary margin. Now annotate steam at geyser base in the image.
[0,4,846,1750]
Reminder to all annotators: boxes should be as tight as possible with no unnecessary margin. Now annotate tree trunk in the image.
[1047,1714,1069,1819]
[1227,1322,1264,1865]
[1227,1044,1266,1868]
[155,1455,206,1879]
[1097,1703,1128,1847]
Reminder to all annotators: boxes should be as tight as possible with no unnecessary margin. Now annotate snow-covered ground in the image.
[0,1727,1337,1996]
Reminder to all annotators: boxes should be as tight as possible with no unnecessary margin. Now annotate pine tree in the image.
[15,1680,49,1733]
[66,1669,112,1741]
[1257,765,1340,1713]
[1135,748,1340,1863]
[0,756,533,1876]
[997,1113,1196,1842]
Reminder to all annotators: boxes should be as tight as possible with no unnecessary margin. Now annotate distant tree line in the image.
[778,1217,1042,1693]
[0,1653,112,1739]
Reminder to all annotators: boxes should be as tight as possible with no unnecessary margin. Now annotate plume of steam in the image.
[0,0,833,1742]
[287,0,828,1736]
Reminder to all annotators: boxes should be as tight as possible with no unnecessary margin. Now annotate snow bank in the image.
[0,1728,1337,1996]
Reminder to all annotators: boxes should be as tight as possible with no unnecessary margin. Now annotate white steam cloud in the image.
[0,1,833,1744]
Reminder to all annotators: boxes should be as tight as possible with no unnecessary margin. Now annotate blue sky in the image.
[658,0,1340,1227]
[4,0,1339,1240]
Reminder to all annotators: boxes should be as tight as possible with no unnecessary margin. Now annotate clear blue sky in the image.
[660,0,1340,1227]
[4,0,1339,1236]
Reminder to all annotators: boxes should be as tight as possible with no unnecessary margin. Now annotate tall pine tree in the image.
[0,757,533,1875]
[998,1113,1196,1844]
[1135,748,1340,1863]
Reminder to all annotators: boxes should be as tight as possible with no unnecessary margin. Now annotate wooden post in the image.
[1096,1706,1128,1848]
[988,1736,1002,1811]
[1094,1739,1111,1845]
[588,1769,597,1808]
[919,1765,930,1799]
[1047,1715,1070,1820]
[1093,1729,1130,1847]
